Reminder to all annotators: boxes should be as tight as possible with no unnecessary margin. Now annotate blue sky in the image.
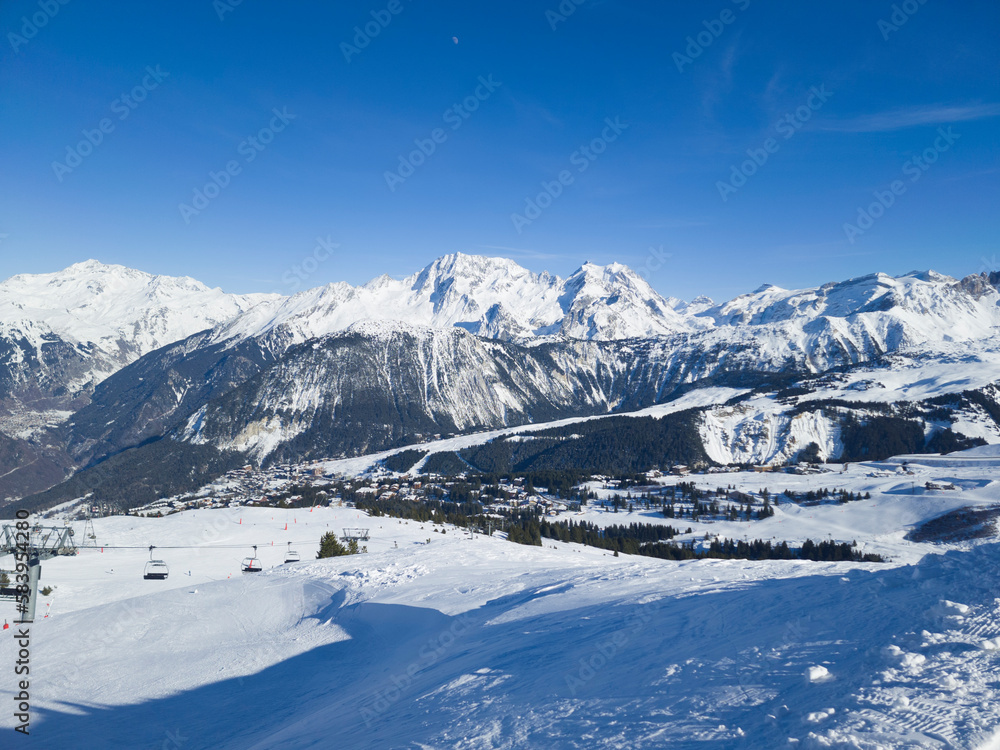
[1,0,997,302]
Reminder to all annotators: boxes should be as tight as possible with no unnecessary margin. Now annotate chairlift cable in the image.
[72,540,318,550]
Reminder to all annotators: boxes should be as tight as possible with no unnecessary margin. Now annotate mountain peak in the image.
[420,253,530,280]
[752,283,783,294]
[66,259,125,272]
[363,273,395,291]
[570,260,643,284]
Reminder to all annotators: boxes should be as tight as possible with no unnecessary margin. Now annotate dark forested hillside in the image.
[5,440,245,517]
[459,411,709,474]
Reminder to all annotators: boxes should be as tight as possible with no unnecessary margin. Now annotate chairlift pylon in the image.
[143,545,169,580]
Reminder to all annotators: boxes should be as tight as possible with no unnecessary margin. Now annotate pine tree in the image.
[317,532,352,558]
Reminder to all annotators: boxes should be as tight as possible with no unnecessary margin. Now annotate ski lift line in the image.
[72,540,320,551]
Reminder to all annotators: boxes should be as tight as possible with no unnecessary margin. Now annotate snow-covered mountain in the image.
[7,257,1000,400]
[200,259,1000,383]
[699,269,1000,358]
[207,253,701,352]
[0,261,276,498]
[0,260,274,359]
[0,260,274,410]
[7,254,1000,506]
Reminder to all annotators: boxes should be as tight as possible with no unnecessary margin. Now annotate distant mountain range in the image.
[3,255,1000,511]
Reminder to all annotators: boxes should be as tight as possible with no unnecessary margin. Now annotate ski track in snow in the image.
[313,385,749,477]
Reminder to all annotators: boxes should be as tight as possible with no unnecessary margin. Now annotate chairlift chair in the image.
[241,545,263,573]
[284,542,300,564]
[143,546,169,580]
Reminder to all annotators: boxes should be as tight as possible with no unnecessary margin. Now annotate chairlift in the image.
[284,542,300,564]
[143,546,169,580]
[241,545,263,573]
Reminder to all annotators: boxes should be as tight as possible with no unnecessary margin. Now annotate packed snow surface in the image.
[3,460,1000,748]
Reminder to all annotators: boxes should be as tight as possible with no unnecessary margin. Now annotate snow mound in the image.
[807,665,833,683]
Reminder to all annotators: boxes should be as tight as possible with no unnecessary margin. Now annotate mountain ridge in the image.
[4,254,1000,506]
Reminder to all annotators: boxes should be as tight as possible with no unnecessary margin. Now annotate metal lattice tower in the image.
[341,528,371,542]
[1,524,77,560]
[81,517,97,546]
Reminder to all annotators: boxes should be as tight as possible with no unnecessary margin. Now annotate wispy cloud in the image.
[627,218,708,230]
[506,94,563,129]
[817,103,1000,133]
[941,167,1000,183]
[771,240,872,261]
[700,38,742,118]
[761,69,786,106]
[718,42,739,87]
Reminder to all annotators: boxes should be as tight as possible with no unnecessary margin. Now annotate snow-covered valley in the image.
[3,453,1000,748]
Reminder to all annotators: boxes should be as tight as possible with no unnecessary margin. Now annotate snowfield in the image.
[3,458,1000,749]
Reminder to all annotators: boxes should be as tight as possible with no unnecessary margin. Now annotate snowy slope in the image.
[0,259,276,441]
[701,270,1000,346]
[172,329,1000,470]
[696,347,1000,466]
[678,270,1000,376]
[180,322,615,462]
[3,473,1000,748]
